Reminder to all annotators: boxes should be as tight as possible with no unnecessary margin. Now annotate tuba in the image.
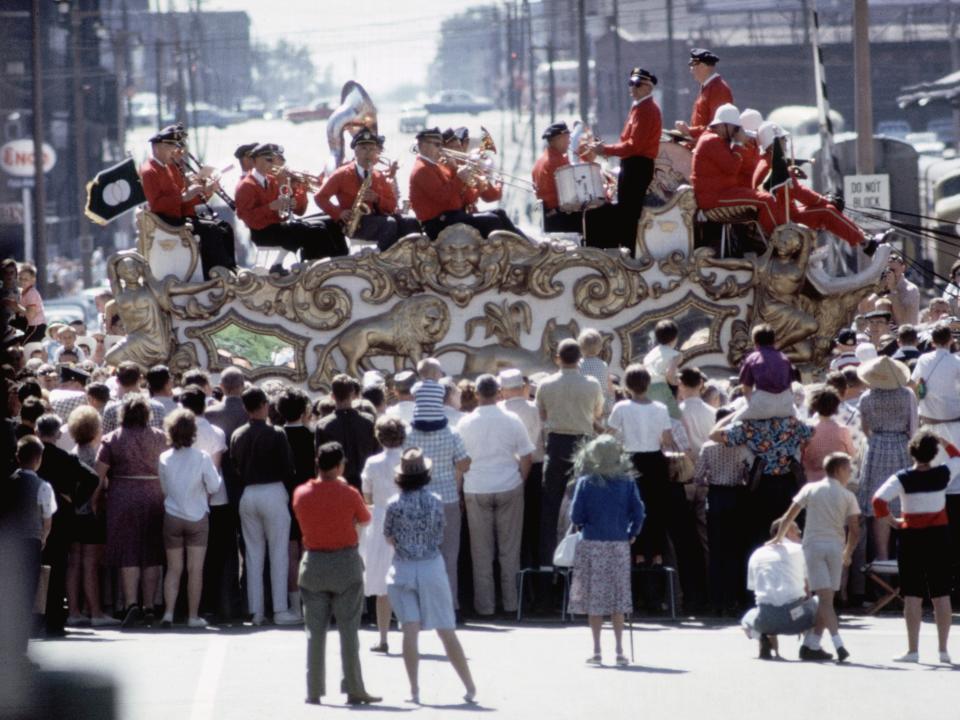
[326,81,377,169]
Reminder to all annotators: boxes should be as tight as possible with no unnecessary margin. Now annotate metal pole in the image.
[577,0,589,122]
[155,39,163,130]
[547,41,556,122]
[30,0,47,295]
[613,0,623,122]
[665,0,676,126]
[72,2,93,288]
[526,0,536,163]
[853,0,874,174]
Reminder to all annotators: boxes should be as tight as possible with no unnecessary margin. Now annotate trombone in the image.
[284,169,325,194]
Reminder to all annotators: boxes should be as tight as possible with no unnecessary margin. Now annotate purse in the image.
[917,353,945,400]
[553,527,581,568]
[666,450,695,484]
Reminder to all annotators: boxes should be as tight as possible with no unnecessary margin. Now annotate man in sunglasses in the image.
[235,143,348,271]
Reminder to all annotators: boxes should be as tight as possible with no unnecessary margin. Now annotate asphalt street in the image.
[14,614,959,720]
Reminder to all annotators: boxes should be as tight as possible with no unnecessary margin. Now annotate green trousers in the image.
[298,547,367,699]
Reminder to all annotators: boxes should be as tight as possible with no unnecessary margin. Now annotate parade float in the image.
[102,180,889,388]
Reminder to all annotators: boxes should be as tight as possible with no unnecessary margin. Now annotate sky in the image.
[171,0,495,96]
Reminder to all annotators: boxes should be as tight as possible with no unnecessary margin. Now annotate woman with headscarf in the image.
[568,434,645,666]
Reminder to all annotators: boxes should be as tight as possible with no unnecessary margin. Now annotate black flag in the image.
[761,137,791,193]
[84,157,146,226]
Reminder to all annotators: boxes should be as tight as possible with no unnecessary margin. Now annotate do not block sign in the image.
[843,174,890,229]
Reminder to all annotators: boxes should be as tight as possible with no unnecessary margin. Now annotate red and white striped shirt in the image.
[872,445,960,529]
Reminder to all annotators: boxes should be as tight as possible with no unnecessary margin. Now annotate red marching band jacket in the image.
[408,156,466,222]
[139,158,203,219]
[602,96,662,160]
[689,130,745,205]
[314,161,397,222]
[234,173,307,231]
[688,75,734,139]
[531,147,571,211]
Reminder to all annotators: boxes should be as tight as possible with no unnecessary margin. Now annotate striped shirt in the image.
[872,446,960,529]
[412,379,446,424]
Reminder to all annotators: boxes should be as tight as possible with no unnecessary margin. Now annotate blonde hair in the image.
[578,329,603,357]
[67,405,101,446]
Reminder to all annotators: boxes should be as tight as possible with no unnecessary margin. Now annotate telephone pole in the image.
[665,0,677,126]
[30,0,47,294]
[577,0,589,122]
[853,0,874,174]
[71,2,92,287]
[525,0,536,162]
[613,0,623,121]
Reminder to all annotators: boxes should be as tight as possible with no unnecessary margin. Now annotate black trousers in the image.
[423,209,527,240]
[543,209,584,234]
[354,213,422,252]
[947,494,960,600]
[707,484,749,611]
[201,504,242,621]
[616,156,655,250]
[521,462,544,569]
[540,434,585,564]
[251,219,348,261]
[42,524,70,633]
[582,203,624,251]
[750,472,799,552]
[0,538,41,658]
[157,213,236,278]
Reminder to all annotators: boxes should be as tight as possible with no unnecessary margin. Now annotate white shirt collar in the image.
[252,169,269,187]
[418,153,438,166]
[702,73,720,88]
[632,95,653,108]
[355,163,368,180]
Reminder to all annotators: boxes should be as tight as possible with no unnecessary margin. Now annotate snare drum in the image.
[555,163,606,212]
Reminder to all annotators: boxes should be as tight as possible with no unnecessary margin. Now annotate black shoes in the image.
[799,645,834,662]
[304,697,321,705]
[346,693,382,706]
[370,642,389,654]
[836,646,850,663]
[863,238,879,257]
[120,605,143,629]
[759,634,773,660]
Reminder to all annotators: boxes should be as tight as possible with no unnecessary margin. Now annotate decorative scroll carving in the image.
[654,247,756,300]
[185,309,309,382]
[136,210,200,282]
[636,188,697,262]
[309,296,451,389]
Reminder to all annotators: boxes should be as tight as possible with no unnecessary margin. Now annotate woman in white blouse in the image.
[158,408,221,628]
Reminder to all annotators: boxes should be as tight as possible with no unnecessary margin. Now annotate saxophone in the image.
[346,168,373,237]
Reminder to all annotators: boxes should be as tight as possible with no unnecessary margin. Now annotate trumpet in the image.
[178,149,237,211]
[284,169,325,194]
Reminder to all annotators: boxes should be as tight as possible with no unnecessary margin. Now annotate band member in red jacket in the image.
[139,124,236,278]
[592,67,661,250]
[754,122,881,255]
[409,127,524,239]
[315,129,419,251]
[532,122,582,233]
[736,109,764,189]
[675,49,734,140]
[235,143,347,266]
[442,127,518,232]
[690,104,784,235]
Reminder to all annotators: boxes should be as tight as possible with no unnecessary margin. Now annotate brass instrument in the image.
[181,148,236,210]
[285,169,325,194]
[327,81,377,168]
[267,163,295,221]
[346,168,374,237]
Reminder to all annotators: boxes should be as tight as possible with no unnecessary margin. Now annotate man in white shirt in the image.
[741,519,817,660]
[384,370,416,426]
[912,324,960,473]
[102,362,166,434]
[458,374,535,616]
[499,369,544,568]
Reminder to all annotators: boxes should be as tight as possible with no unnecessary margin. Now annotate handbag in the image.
[553,527,581,568]
[666,450,695,484]
[917,353,945,400]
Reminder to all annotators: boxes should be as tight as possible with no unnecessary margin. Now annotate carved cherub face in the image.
[436,232,482,279]
[772,228,802,258]
[116,257,143,285]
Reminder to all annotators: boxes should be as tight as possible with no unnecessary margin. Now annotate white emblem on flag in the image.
[103,179,132,206]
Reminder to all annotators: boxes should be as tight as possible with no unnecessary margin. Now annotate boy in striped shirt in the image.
[873,431,957,664]
[412,358,448,431]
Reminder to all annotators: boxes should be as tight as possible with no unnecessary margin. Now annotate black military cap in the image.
[836,328,858,347]
[149,122,187,145]
[234,142,258,160]
[689,48,719,65]
[250,142,284,158]
[351,128,379,149]
[59,364,90,385]
[416,127,443,142]
[629,67,658,86]
[376,134,386,148]
[542,121,570,139]
[441,128,456,144]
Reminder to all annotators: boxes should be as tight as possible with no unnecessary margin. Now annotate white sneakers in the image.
[273,609,303,626]
[940,651,952,665]
[187,617,209,629]
[91,615,121,627]
[893,650,953,665]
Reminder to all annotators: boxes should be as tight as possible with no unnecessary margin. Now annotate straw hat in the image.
[573,434,633,478]
[857,356,910,390]
[394,447,433,478]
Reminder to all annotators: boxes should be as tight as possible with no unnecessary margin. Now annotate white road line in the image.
[188,635,229,720]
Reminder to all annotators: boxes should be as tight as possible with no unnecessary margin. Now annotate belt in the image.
[114,475,159,480]
[920,416,960,425]
[305,545,359,554]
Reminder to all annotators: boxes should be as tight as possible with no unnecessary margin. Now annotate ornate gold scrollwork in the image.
[655,247,757,300]
[136,210,201,282]
[615,292,741,369]
[185,308,310,382]
[309,295,451,389]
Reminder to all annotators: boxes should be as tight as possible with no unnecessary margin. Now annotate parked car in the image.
[928,118,958,146]
[43,299,88,329]
[238,96,267,120]
[399,105,428,133]
[284,99,334,124]
[876,120,911,139]
[423,90,494,115]
[906,131,946,157]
